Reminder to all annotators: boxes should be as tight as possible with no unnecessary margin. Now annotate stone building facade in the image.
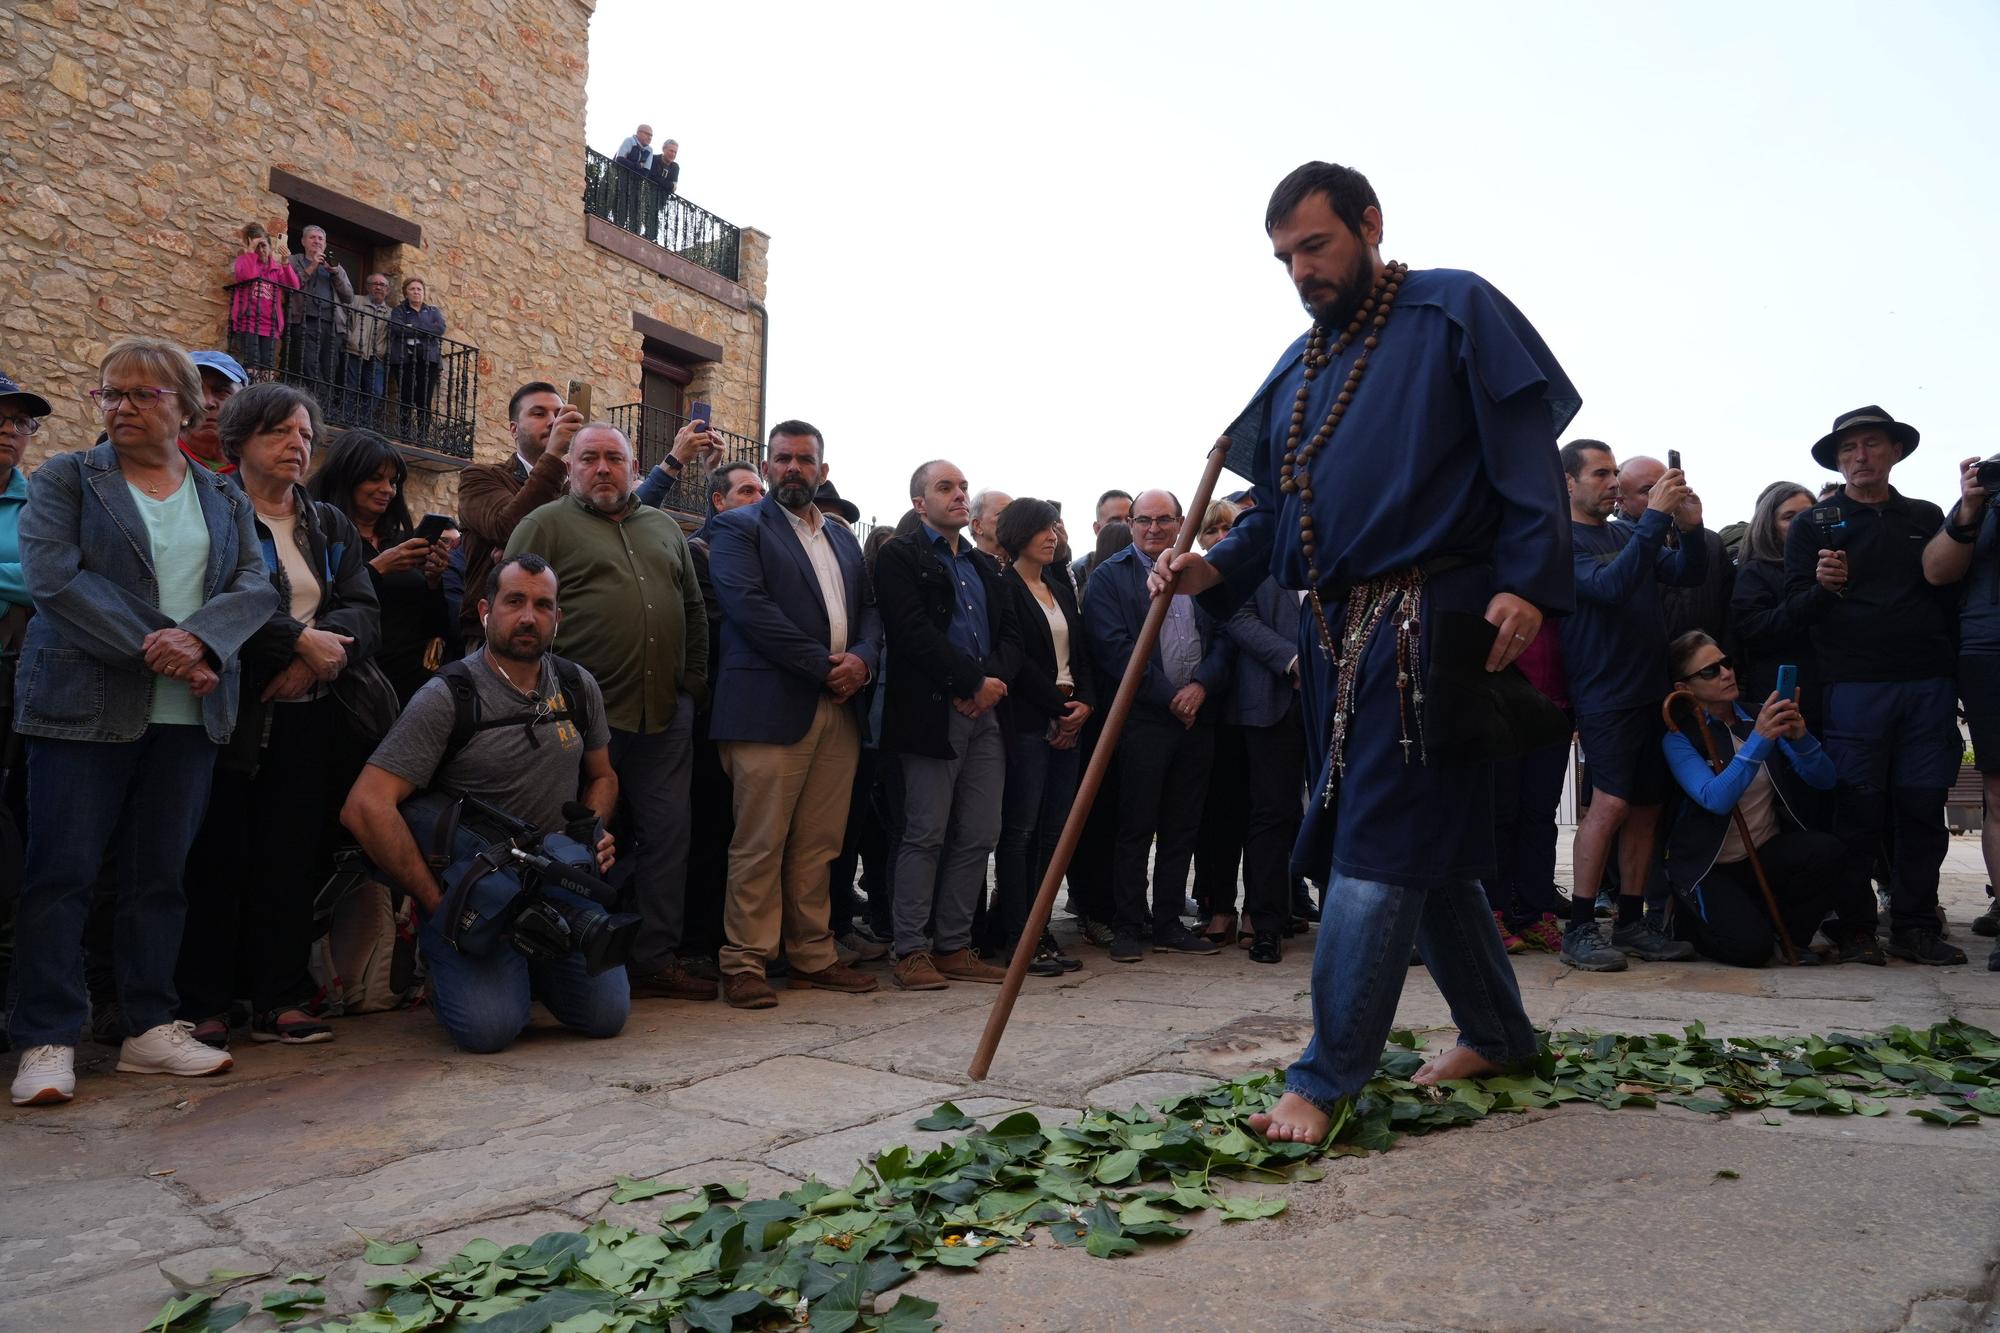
[0,0,769,512]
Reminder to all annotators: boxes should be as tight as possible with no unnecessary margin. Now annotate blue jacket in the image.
[14,444,276,743]
[1225,576,1300,728]
[705,496,882,745]
[1662,702,1834,895]
[0,466,28,612]
[1082,543,1233,716]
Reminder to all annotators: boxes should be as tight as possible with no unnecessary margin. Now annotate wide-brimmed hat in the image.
[0,371,52,418]
[814,480,861,524]
[189,350,249,386]
[1812,405,1919,471]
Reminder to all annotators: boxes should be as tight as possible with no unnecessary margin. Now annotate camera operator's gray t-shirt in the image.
[368,655,611,832]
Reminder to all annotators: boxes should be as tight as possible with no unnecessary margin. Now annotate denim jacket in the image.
[14,444,276,744]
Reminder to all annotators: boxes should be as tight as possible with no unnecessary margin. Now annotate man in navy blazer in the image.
[1083,488,1234,962]
[704,420,883,1008]
[1226,577,1307,961]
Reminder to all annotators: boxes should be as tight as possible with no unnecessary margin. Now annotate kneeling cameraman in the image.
[342,555,625,1051]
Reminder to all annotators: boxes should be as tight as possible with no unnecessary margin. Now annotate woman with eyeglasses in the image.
[174,382,381,1050]
[8,339,276,1107]
[1661,631,1882,967]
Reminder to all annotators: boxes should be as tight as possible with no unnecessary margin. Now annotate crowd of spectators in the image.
[1,334,1995,1108]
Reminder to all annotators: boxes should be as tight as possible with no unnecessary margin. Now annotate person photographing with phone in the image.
[637,409,728,512]
[1781,406,1963,965]
[228,223,299,371]
[1660,634,1883,966]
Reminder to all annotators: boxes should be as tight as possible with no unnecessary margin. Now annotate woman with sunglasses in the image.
[1661,631,1883,966]
[9,339,276,1107]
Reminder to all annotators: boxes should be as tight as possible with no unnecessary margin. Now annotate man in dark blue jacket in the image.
[1226,578,1305,962]
[1084,488,1234,962]
[705,421,883,1009]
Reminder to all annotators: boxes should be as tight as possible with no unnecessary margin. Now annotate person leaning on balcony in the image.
[388,278,446,438]
[614,124,656,232]
[345,273,394,416]
[636,414,726,512]
[455,381,584,650]
[227,223,298,372]
[285,225,353,389]
[8,338,275,1108]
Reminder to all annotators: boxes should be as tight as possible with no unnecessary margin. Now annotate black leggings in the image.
[1679,828,1876,967]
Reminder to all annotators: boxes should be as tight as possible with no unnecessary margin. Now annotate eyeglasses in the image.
[1679,657,1735,682]
[1130,516,1179,529]
[88,387,178,409]
[0,414,41,435]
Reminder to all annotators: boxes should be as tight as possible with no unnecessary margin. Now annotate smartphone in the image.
[566,379,593,419]
[415,512,456,543]
[1775,664,1798,702]
[1667,449,1682,473]
[688,400,713,430]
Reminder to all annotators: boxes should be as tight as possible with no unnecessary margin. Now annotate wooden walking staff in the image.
[968,438,1234,1080]
[1661,689,1799,964]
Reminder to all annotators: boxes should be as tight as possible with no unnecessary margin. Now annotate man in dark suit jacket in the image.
[873,460,1025,990]
[1226,577,1307,962]
[705,421,883,1009]
[1083,488,1235,962]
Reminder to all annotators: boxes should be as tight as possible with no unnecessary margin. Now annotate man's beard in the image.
[1300,249,1376,329]
[489,622,549,663]
[587,485,631,514]
[775,474,814,508]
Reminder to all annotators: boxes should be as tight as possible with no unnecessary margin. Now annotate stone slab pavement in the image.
[6,838,2000,1330]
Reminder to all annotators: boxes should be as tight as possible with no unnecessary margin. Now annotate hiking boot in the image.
[789,961,880,993]
[1247,930,1283,964]
[933,948,1008,984]
[1836,926,1887,966]
[1492,911,1528,954]
[1611,918,1696,962]
[117,1021,233,1077]
[630,957,719,1001]
[1516,913,1565,954]
[723,973,778,1010]
[1080,917,1116,949]
[1975,892,2000,938]
[11,1045,75,1107]
[1154,926,1220,955]
[1108,934,1144,963]
[1887,928,1967,966]
[1560,921,1629,972]
[892,951,950,990]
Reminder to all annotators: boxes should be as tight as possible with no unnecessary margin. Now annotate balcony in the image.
[224,277,479,461]
[583,148,742,283]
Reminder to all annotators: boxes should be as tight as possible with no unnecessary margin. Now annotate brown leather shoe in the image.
[630,957,718,1002]
[891,951,950,991]
[788,961,880,993]
[722,973,778,1010]
[932,948,1007,984]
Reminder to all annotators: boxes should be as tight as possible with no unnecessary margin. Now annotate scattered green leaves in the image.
[360,1237,422,1266]
[914,1101,977,1131]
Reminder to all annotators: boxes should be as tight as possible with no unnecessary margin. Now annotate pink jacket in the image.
[229,253,300,337]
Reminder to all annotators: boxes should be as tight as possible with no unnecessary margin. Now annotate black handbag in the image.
[329,658,402,744]
[1421,610,1571,764]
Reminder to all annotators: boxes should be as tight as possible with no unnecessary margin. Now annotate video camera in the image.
[399,790,638,975]
[1978,455,2000,504]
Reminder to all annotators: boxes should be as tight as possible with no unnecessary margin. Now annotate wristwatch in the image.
[661,454,684,472]
[1947,514,1980,544]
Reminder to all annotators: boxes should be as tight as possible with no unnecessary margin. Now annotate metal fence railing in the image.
[605,401,760,518]
[583,148,742,283]
[224,277,478,459]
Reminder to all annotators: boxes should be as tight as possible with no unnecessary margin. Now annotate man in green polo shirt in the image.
[506,423,714,1002]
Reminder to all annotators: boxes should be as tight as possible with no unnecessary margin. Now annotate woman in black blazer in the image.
[993,498,1096,975]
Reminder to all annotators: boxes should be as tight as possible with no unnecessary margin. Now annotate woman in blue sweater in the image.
[1661,631,1883,966]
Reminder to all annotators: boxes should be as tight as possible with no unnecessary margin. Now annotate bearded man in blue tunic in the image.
[1154,162,1580,1142]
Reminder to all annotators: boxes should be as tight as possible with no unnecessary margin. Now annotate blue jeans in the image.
[994,729,1081,951]
[1288,872,1538,1109]
[1821,677,1959,932]
[418,911,630,1053]
[7,727,217,1048]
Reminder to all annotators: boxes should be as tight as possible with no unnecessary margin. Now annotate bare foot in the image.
[1412,1044,1503,1086]
[1247,1091,1331,1143]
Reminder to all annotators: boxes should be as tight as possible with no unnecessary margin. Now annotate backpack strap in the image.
[549,655,601,749]
[435,658,483,774]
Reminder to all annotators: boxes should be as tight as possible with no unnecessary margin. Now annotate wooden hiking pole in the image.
[968,438,1234,1079]
[1661,689,1799,964]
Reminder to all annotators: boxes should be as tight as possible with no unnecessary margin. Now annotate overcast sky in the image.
[586,0,1998,538]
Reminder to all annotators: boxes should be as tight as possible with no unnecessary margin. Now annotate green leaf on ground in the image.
[360,1237,421,1265]
[915,1101,977,1131]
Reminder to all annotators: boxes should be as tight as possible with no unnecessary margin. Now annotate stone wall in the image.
[0,0,768,511]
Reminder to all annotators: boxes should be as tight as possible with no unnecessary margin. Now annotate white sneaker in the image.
[116,1021,233,1078]
[11,1045,76,1106]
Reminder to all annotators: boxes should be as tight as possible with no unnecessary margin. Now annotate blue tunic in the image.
[1204,268,1579,888]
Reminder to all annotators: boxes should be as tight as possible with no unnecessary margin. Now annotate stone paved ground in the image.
[9,839,2000,1331]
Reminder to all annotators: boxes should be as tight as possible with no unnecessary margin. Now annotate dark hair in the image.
[863,525,894,574]
[1744,480,1814,564]
[1668,630,1720,683]
[768,419,824,454]
[1559,438,1611,480]
[1095,488,1132,514]
[908,459,952,501]
[507,381,560,423]
[484,552,556,605]
[217,381,323,464]
[707,460,758,509]
[1092,520,1133,562]
[995,496,1060,559]
[893,507,924,538]
[308,429,412,540]
[1265,161,1379,237]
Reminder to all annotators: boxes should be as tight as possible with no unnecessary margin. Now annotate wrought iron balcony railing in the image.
[224,277,479,459]
[606,401,761,518]
[583,148,742,283]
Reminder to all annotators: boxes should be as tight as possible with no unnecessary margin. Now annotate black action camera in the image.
[1809,503,1849,546]
[1977,455,2000,504]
